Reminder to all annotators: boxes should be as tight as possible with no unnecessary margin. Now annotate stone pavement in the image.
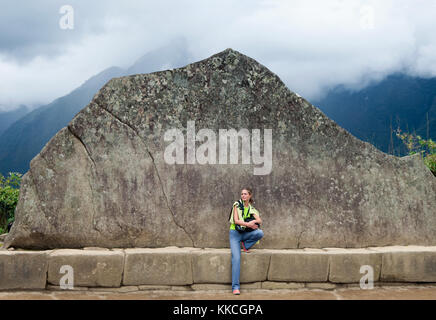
[2,285,436,300]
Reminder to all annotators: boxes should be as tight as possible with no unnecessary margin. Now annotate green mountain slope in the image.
[0,41,192,176]
[0,67,124,175]
[313,74,436,156]
[0,105,30,136]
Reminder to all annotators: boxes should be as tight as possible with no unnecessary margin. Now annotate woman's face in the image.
[241,189,251,202]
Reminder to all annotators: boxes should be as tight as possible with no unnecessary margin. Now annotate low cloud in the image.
[1,0,436,110]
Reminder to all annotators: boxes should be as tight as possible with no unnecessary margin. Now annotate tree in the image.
[396,129,436,177]
[0,172,22,234]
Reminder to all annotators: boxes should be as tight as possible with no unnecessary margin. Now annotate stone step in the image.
[1,246,436,291]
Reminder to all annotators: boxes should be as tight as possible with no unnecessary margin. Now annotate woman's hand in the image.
[246,220,259,229]
[248,214,262,229]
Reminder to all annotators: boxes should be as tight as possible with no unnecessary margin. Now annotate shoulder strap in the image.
[229,200,251,221]
[229,201,240,221]
[229,199,246,220]
[237,199,244,211]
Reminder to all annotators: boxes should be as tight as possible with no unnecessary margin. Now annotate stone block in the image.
[48,249,124,287]
[123,248,194,286]
[326,248,382,283]
[139,285,172,291]
[46,285,89,291]
[171,286,193,291]
[192,249,270,284]
[240,282,262,289]
[268,249,329,282]
[5,49,436,251]
[305,282,337,290]
[192,249,230,284]
[371,246,436,282]
[93,286,139,293]
[191,283,229,291]
[261,281,305,290]
[0,251,48,290]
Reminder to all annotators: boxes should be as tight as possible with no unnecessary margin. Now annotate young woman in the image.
[229,188,264,295]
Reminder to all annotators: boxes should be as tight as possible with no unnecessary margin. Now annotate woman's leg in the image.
[229,229,242,290]
[242,229,264,250]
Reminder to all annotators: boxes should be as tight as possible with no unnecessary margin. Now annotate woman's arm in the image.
[252,214,262,225]
[233,206,249,227]
[245,214,261,229]
[233,206,262,229]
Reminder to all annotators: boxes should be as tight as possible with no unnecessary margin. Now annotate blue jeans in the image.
[229,228,264,290]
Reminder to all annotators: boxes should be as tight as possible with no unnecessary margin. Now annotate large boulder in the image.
[4,49,436,250]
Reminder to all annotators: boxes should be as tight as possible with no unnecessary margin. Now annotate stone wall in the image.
[2,246,436,291]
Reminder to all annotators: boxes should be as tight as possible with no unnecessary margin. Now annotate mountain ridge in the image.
[0,42,193,176]
[313,73,436,156]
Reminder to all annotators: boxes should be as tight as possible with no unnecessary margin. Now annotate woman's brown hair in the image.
[242,187,254,204]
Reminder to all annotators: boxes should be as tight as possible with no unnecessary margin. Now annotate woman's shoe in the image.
[233,289,241,295]
[241,242,251,253]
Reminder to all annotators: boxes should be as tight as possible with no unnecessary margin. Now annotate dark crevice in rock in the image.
[190,253,195,284]
[67,125,97,168]
[326,254,331,282]
[296,230,305,249]
[266,253,272,280]
[66,126,99,235]
[96,104,195,247]
[28,171,52,229]
[146,150,196,247]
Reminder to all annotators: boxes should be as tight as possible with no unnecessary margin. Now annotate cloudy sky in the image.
[1,0,436,111]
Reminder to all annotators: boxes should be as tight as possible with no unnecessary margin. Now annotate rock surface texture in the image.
[4,49,436,249]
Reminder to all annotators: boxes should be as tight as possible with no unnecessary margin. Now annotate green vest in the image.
[229,201,260,230]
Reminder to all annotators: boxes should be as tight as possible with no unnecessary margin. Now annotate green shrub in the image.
[396,129,436,176]
[0,172,22,233]
[424,154,436,175]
